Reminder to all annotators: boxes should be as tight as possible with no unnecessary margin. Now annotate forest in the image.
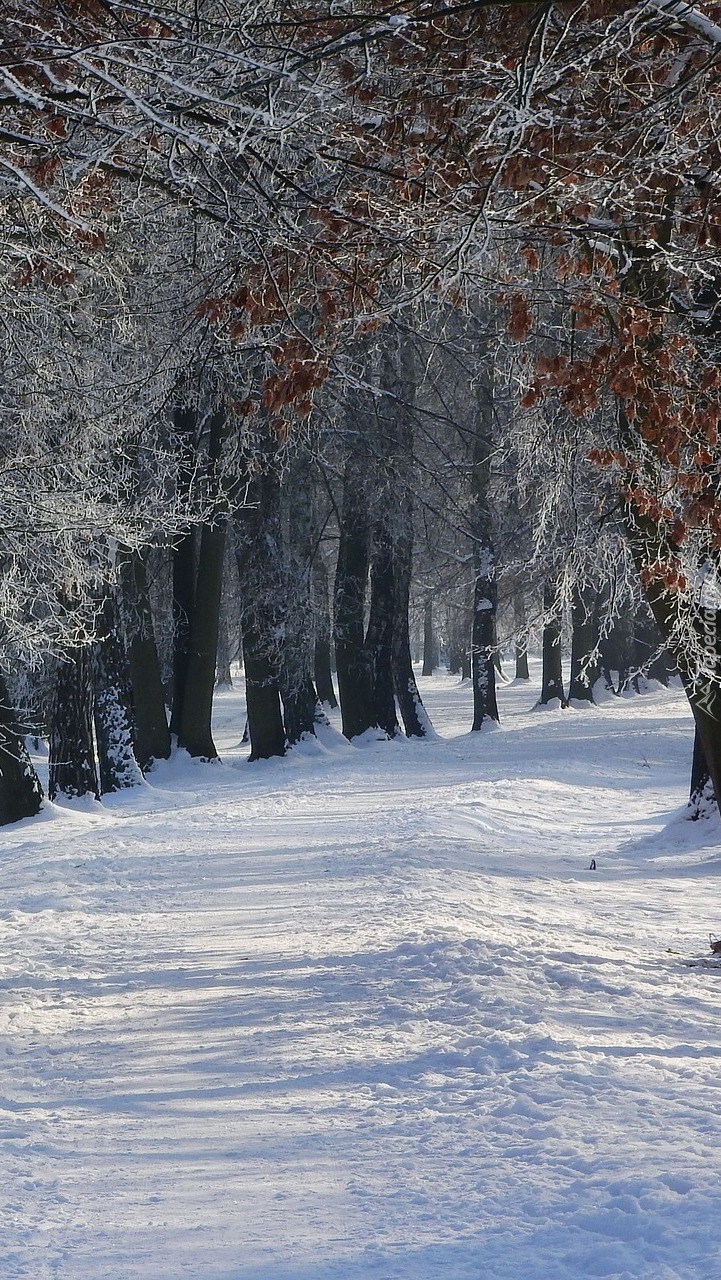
[3,0,721,823]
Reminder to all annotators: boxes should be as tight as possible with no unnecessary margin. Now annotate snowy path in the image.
[2,672,721,1279]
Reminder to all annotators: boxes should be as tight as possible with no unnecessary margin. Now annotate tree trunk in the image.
[686,681,721,812]
[447,604,464,676]
[600,610,634,693]
[461,628,472,681]
[282,672,318,746]
[313,557,337,708]
[515,642,530,681]
[540,581,566,705]
[422,601,436,676]
[471,572,499,727]
[235,438,286,761]
[365,520,399,737]
[215,621,233,689]
[241,623,286,759]
[169,526,197,738]
[568,587,597,703]
[49,647,100,801]
[0,672,44,824]
[169,405,200,739]
[119,549,171,770]
[389,332,431,738]
[689,724,711,816]
[93,588,143,792]
[177,519,226,758]
[334,451,374,740]
[281,450,320,745]
[393,525,429,738]
[514,592,530,680]
[173,406,230,759]
[470,363,499,731]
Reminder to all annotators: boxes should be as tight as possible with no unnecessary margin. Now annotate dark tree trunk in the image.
[689,724,711,815]
[515,642,530,681]
[177,520,225,758]
[215,621,233,689]
[314,637,336,708]
[173,407,230,759]
[366,521,399,737]
[215,646,233,688]
[313,555,338,708]
[169,525,197,738]
[686,683,721,814]
[235,438,286,761]
[49,647,100,801]
[470,364,499,731]
[93,588,143,792]
[422,601,436,676]
[334,451,374,740]
[119,549,171,769]
[471,574,499,727]
[169,406,200,740]
[389,332,431,738]
[540,581,566,705]
[461,635,472,682]
[568,587,597,703]
[448,605,473,679]
[0,672,44,824]
[447,612,463,675]
[597,597,634,693]
[240,623,286,759]
[282,674,318,745]
[281,450,320,745]
[514,592,530,680]
[393,527,429,737]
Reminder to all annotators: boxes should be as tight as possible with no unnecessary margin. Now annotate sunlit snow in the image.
[2,666,721,1280]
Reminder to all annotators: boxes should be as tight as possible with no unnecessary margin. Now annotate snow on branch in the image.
[646,0,721,44]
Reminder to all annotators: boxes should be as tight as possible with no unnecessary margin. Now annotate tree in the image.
[0,671,43,823]
[334,399,376,741]
[234,423,287,761]
[48,643,100,803]
[175,405,230,760]
[470,360,500,730]
[120,549,172,770]
[93,586,144,792]
[6,0,721,822]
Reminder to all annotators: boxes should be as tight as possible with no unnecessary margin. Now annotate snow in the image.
[3,666,721,1280]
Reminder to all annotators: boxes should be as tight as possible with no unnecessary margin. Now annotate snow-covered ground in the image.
[2,667,721,1280]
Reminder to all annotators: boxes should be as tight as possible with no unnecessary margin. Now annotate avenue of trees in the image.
[2,0,721,824]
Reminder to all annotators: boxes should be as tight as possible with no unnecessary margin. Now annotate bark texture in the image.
[49,647,100,801]
[540,580,566,706]
[334,445,374,740]
[568,588,597,703]
[235,434,286,761]
[93,588,143,792]
[0,672,44,825]
[120,549,171,769]
[470,363,499,731]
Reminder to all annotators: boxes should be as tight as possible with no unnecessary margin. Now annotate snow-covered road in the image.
[2,671,720,1279]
